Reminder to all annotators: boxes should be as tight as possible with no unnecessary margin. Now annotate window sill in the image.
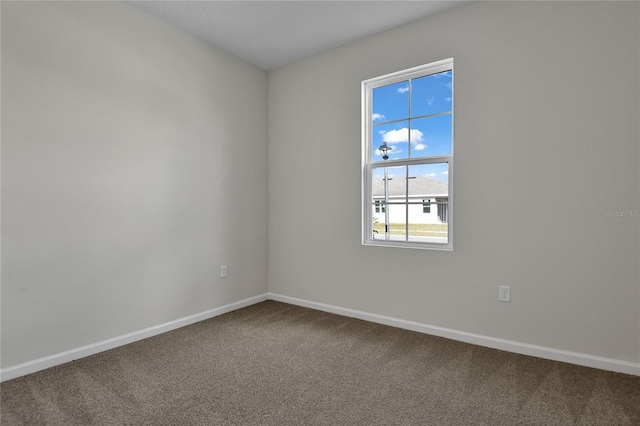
[363,239,453,251]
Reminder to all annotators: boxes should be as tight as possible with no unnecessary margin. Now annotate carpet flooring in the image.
[2,300,639,425]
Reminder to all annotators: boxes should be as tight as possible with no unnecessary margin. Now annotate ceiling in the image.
[126,1,470,71]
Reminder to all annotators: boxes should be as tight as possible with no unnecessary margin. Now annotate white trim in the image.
[4,292,638,382]
[0,293,268,382]
[362,58,454,251]
[363,58,454,89]
[267,293,640,377]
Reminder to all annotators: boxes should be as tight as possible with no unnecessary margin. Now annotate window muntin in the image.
[362,58,453,250]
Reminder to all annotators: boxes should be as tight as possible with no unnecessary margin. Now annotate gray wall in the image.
[2,0,639,371]
[1,2,268,367]
[268,1,640,363]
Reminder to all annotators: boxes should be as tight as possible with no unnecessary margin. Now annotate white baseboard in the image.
[0,293,269,382]
[3,292,638,382]
[268,293,640,377]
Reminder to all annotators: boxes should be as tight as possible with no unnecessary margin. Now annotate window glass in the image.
[363,58,453,249]
[411,70,453,117]
[409,114,452,158]
[372,121,409,161]
[372,81,409,123]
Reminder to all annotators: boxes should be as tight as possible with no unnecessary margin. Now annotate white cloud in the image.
[444,97,452,102]
[445,82,452,90]
[372,113,385,122]
[382,128,424,144]
[427,173,436,177]
[427,97,434,106]
[414,143,427,151]
[397,86,409,94]
[442,171,449,175]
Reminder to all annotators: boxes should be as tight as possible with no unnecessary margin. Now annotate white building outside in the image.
[372,175,448,225]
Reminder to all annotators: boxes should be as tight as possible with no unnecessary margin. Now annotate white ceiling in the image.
[126,1,470,71]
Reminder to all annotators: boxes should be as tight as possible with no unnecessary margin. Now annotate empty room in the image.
[1,1,639,424]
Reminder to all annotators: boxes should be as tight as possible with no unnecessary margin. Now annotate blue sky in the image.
[371,70,452,183]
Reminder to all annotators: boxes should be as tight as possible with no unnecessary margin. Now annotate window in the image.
[362,58,453,250]
[437,198,448,223]
[423,199,431,214]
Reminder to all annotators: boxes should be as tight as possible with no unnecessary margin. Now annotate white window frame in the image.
[361,58,454,250]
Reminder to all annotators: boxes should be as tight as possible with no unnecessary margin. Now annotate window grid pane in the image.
[364,58,453,249]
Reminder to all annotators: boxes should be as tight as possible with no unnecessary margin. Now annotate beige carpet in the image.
[2,300,639,425]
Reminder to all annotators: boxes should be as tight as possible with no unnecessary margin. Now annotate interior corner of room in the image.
[1,0,639,386]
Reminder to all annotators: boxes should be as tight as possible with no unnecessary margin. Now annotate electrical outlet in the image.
[221,265,227,278]
[499,286,510,302]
